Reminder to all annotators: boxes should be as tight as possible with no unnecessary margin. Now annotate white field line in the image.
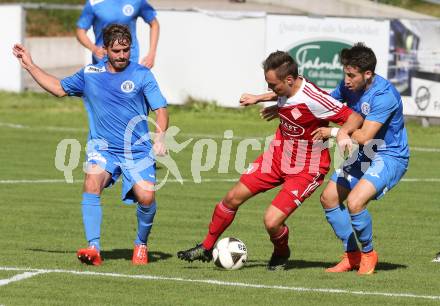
[0,178,236,184]
[0,178,440,185]
[0,267,439,301]
[1,121,440,153]
[411,146,440,153]
[0,271,45,287]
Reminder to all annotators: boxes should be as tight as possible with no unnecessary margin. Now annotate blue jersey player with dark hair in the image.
[76,0,159,68]
[12,24,168,266]
[317,42,409,275]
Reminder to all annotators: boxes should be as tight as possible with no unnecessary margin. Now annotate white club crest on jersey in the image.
[121,80,135,93]
[361,102,370,115]
[123,4,134,16]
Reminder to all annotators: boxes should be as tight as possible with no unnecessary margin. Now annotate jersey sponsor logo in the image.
[279,113,305,137]
[90,0,105,6]
[84,66,106,73]
[121,80,135,93]
[122,4,134,16]
[361,102,370,115]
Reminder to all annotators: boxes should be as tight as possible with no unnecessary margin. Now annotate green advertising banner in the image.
[288,41,351,89]
[266,15,390,90]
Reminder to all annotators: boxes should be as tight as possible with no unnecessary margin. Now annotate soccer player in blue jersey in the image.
[12,24,168,266]
[76,0,159,68]
[316,43,410,275]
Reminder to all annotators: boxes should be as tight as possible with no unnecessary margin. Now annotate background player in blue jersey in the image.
[76,0,159,68]
[316,43,410,275]
[12,24,168,266]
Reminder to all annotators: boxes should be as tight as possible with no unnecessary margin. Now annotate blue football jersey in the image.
[77,0,157,63]
[60,60,167,154]
[331,75,409,160]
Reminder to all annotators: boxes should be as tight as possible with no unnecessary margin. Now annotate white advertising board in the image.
[137,10,267,106]
[403,76,440,118]
[0,5,24,92]
[265,15,390,91]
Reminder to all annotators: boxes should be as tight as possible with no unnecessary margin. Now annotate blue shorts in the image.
[330,154,408,200]
[85,149,156,204]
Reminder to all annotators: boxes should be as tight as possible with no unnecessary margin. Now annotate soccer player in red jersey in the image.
[177,51,362,270]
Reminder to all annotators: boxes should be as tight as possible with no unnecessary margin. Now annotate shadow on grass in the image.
[244,259,332,270]
[28,248,75,254]
[102,249,172,263]
[27,248,173,263]
[244,259,407,271]
[375,262,407,271]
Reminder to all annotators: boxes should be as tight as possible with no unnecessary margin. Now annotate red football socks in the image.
[202,201,237,250]
[270,225,290,256]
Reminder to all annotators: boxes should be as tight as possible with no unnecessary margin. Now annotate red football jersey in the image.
[272,77,352,175]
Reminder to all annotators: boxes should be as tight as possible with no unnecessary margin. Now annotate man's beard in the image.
[110,58,128,70]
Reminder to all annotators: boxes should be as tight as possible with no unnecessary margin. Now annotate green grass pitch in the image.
[0,91,440,305]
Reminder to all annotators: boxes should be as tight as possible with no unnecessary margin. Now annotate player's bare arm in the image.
[239,91,277,106]
[12,44,67,97]
[153,107,168,156]
[350,119,383,145]
[76,28,105,60]
[311,127,332,141]
[311,111,363,141]
[336,112,364,155]
[141,18,160,69]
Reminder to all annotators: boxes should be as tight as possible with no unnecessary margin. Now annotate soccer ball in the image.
[213,237,247,270]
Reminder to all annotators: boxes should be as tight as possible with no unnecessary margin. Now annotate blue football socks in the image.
[81,193,102,250]
[135,202,157,245]
[350,209,373,253]
[325,205,359,252]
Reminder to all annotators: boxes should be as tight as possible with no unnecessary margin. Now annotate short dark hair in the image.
[263,51,298,80]
[103,24,132,48]
[340,42,376,73]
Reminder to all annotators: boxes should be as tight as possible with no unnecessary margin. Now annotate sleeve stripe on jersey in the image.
[303,85,341,113]
[307,79,332,95]
[303,83,340,111]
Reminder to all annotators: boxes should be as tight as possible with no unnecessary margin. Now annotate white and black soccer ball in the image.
[213,237,247,270]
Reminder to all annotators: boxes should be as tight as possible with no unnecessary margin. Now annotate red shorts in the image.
[240,153,325,216]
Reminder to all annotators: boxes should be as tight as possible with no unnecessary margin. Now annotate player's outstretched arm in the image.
[12,44,67,97]
[76,28,105,60]
[239,91,277,106]
[153,107,168,156]
[141,18,159,69]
